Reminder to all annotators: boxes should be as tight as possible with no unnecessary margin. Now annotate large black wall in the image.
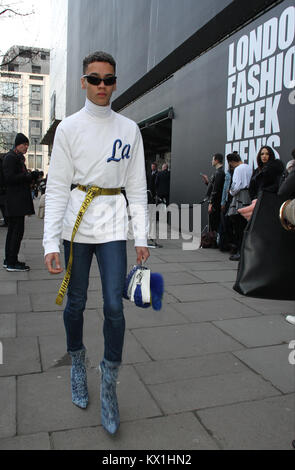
[66,0,294,205]
[66,0,232,115]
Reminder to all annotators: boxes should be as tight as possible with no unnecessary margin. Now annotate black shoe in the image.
[229,253,240,261]
[6,262,30,272]
[3,259,26,269]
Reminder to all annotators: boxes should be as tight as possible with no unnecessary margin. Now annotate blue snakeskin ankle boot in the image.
[69,348,88,409]
[99,359,120,434]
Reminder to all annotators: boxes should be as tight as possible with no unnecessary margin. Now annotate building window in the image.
[28,155,34,169]
[29,120,43,152]
[36,155,43,169]
[29,75,43,81]
[32,65,41,74]
[29,120,42,137]
[30,84,42,101]
[27,154,43,170]
[8,64,19,72]
[30,101,42,117]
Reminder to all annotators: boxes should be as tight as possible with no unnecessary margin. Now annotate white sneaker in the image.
[285,315,295,325]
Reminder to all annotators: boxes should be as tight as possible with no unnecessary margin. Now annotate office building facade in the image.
[0,46,50,173]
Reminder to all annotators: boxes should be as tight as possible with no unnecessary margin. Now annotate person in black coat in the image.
[2,133,38,271]
[278,168,295,200]
[155,162,170,205]
[146,161,158,203]
[0,153,8,226]
[249,146,284,200]
[202,153,225,232]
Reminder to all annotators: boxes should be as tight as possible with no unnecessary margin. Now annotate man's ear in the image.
[81,77,86,90]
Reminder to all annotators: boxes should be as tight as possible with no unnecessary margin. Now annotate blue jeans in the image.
[63,240,127,363]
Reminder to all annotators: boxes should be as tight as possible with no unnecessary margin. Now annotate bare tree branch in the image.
[1,49,41,67]
[0,8,31,17]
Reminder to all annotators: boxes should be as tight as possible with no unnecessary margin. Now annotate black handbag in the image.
[233,190,295,300]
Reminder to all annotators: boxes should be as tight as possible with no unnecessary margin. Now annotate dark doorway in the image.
[138,107,173,172]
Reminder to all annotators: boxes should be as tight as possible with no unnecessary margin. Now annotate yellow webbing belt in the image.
[55,185,121,305]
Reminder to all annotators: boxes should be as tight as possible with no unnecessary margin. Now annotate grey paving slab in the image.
[18,277,103,295]
[124,302,188,329]
[0,294,31,313]
[236,297,295,315]
[234,345,295,394]
[52,412,219,450]
[194,270,238,283]
[0,377,16,438]
[21,258,46,269]
[17,311,65,337]
[0,313,16,337]
[17,365,161,435]
[180,261,237,271]
[213,315,295,348]
[17,368,100,435]
[143,262,188,273]
[148,371,280,414]
[31,290,103,312]
[0,337,41,377]
[18,278,66,295]
[156,252,211,263]
[0,270,29,281]
[39,334,68,371]
[162,272,204,285]
[197,394,295,450]
[170,298,259,322]
[161,292,180,304]
[0,432,51,450]
[165,283,237,302]
[135,353,249,385]
[132,323,243,361]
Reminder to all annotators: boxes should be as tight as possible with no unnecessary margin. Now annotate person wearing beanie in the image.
[14,133,29,148]
[2,133,37,271]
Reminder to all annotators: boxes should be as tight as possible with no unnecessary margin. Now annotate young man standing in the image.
[43,51,149,435]
[226,152,252,261]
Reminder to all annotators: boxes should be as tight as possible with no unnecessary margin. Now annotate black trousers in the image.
[5,216,25,265]
[230,214,247,252]
[209,209,221,232]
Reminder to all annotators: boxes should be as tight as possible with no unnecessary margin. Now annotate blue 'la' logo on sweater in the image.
[107,139,131,162]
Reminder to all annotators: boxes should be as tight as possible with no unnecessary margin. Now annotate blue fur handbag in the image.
[123,265,164,310]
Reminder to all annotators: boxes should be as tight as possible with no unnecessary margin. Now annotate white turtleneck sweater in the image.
[43,98,148,256]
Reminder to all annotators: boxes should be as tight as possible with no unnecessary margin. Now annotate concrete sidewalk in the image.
[0,207,294,450]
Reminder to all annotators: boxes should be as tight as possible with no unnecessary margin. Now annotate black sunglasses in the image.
[82,75,117,86]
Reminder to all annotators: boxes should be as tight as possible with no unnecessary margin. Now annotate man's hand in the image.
[208,203,213,214]
[45,252,63,274]
[135,246,150,265]
[202,174,209,185]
